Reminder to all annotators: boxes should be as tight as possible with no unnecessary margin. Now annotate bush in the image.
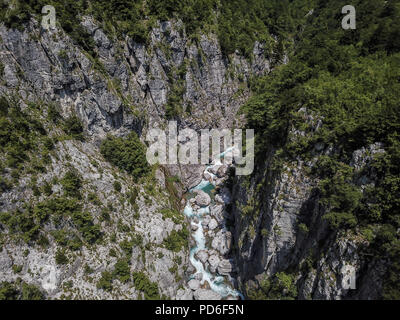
[113,259,130,283]
[163,228,189,253]
[97,271,113,292]
[113,181,122,192]
[0,282,19,300]
[70,211,101,244]
[60,170,83,198]
[55,249,68,265]
[100,132,149,179]
[247,272,297,300]
[0,96,47,169]
[132,271,160,300]
[21,283,44,300]
[62,115,84,141]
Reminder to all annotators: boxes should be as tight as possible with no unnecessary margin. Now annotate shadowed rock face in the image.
[229,110,386,300]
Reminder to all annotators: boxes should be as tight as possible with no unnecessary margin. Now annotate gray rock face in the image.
[176,288,194,300]
[230,108,387,300]
[188,279,201,291]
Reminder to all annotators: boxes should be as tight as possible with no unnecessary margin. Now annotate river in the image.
[183,148,244,299]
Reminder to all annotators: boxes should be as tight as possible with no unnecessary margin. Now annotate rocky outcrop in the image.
[229,107,387,300]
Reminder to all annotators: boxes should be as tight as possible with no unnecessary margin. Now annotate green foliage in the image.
[55,249,68,265]
[132,271,160,300]
[119,239,134,258]
[160,208,183,224]
[113,259,130,283]
[165,83,185,120]
[247,272,297,300]
[70,211,101,244]
[0,281,44,300]
[0,96,47,169]
[298,223,309,234]
[21,283,44,300]
[113,180,122,192]
[0,196,100,245]
[0,282,19,300]
[62,115,84,141]
[60,169,83,198]
[163,228,189,252]
[100,132,150,179]
[97,271,113,292]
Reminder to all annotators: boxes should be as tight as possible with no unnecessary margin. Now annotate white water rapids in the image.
[183,148,244,299]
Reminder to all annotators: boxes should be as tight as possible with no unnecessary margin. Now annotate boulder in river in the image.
[218,259,234,275]
[208,219,218,230]
[211,230,232,255]
[208,254,220,272]
[209,165,221,175]
[194,190,211,207]
[210,204,224,220]
[201,215,211,227]
[196,250,209,264]
[203,172,213,181]
[194,273,203,281]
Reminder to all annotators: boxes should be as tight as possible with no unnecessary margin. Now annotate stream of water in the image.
[183,149,244,299]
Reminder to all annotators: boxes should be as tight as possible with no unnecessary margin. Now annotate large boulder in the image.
[208,219,218,230]
[211,230,232,255]
[196,250,209,264]
[188,279,201,291]
[218,259,234,275]
[194,289,222,300]
[208,255,220,273]
[194,190,211,207]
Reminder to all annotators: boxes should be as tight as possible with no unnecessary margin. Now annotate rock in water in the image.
[194,190,211,207]
[218,259,234,275]
[208,255,220,273]
[208,219,218,230]
[216,165,228,178]
[196,250,209,264]
[211,230,232,255]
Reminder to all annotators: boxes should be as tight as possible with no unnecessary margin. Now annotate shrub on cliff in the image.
[100,132,149,179]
